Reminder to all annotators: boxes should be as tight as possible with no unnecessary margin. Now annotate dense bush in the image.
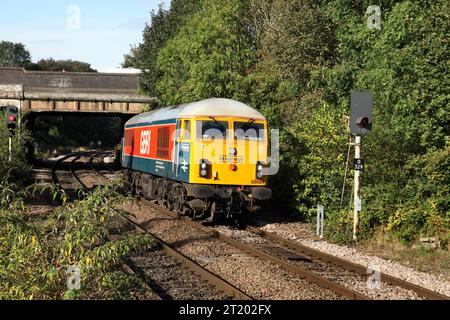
[0,181,153,300]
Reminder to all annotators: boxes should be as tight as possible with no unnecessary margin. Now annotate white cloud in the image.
[99,67,141,74]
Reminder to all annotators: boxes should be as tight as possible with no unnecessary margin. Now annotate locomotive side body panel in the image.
[122,120,190,183]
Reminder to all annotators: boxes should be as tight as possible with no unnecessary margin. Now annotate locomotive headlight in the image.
[256,162,264,179]
[200,160,210,178]
[229,147,237,156]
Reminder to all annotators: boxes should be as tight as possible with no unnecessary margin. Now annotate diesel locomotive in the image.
[121,98,272,224]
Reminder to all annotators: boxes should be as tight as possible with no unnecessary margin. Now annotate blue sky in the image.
[0,0,166,71]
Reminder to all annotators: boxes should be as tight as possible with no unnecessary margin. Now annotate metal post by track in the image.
[8,136,12,162]
[353,135,362,241]
[350,91,372,242]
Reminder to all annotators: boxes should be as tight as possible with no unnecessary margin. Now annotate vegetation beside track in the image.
[0,180,154,300]
[125,0,449,246]
[0,112,33,187]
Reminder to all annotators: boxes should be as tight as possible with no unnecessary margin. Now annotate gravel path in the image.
[259,221,450,297]
[126,202,343,300]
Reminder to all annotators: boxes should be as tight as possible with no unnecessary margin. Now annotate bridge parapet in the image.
[0,68,157,115]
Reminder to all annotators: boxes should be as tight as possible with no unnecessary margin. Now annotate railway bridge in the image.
[0,68,157,159]
[0,67,156,116]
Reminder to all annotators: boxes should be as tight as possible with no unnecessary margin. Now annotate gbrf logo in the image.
[140,130,151,155]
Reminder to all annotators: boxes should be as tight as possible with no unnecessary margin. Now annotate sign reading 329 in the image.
[140,130,151,155]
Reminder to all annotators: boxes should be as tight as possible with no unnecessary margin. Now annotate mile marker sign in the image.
[353,159,365,171]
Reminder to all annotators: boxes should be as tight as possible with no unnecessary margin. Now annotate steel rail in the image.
[70,150,113,190]
[246,226,449,300]
[63,153,251,300]
[69,153,89,190]
[88,152,115,180]
[121,214,253,301]
[142,200,371,300]
[51,152,80,187]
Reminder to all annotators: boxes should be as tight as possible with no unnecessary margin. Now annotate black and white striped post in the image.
[350,91,373,242]
[353,136,362,241]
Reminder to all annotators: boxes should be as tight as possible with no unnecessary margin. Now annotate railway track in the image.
[136,201,450,300]
[79,154,342,299]
[77,156,408,299]
[244,226,449,300]
[139,200,369,300]
[52,151,449,300]
[51,150,108,192]
[51,152,80,187]
[53,151,251,300]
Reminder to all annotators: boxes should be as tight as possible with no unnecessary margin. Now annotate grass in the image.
[363,229,450,279]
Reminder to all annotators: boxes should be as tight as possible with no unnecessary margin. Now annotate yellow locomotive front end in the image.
[189,117,269,187]
[176,109,272,224]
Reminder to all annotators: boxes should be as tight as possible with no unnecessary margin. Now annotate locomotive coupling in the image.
[188,199,208,212]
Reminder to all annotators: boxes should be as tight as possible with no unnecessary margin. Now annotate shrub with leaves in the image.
[0,181,154,300]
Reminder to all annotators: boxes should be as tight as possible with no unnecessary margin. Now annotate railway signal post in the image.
[5,106,19,162]
[350,92,373,241]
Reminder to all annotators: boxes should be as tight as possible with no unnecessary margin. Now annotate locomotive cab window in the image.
[196,120,229,140]
[177,120,191,140]
[183,120,191,140]
[234,121,265,141]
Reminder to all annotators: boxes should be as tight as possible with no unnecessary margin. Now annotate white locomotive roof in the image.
[125,98,266,127]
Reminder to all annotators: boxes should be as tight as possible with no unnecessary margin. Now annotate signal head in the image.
[356,117,371,129]
[5,106,18,131]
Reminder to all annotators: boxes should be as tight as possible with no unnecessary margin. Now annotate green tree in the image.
[156,0,254,105]
[305,0,449,242]
[0,41,31,67]
[27,58,97,72]
[123,0,202,96]
[245,0,337,209]
[122,45,141,69]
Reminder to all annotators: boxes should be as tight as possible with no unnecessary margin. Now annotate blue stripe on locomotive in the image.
[124,119,178,129]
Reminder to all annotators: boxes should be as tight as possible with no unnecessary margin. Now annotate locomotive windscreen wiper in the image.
[240,118,256,131]
[209,116,225,129]
[209,116,219,124]
[245,119,256,126]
